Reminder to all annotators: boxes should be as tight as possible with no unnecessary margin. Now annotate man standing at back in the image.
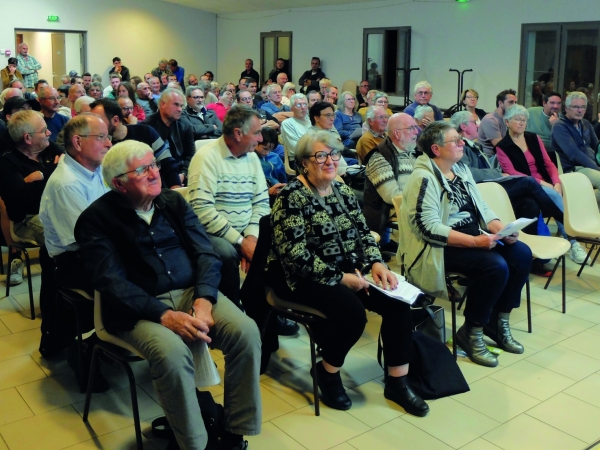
[299,57,326,94]
[16,43,42,90]
[478,89,517,156]
[241,59,260,85]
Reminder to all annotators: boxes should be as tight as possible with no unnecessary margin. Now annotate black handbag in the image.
[410,296,446,343]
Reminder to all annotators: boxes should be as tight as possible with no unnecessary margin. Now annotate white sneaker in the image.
[569,242,588,265]
[9,258,24,286]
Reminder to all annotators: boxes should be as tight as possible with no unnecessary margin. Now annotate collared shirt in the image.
[40,153,110,257]
[16,54,42,88]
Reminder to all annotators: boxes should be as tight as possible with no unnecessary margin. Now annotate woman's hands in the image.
[371,262,398,290]
[341,273,370,292]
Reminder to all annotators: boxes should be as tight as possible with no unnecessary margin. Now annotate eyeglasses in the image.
[78,134,112,142]
[320,113,335,118]
[309,149,342,164]
[397,125,420,132]
[121,106,134,111]
[239,97,253,103]
[294,103,307,108]
[116,160,161,179]
[191,96,205,100]
[511,117,527,123]
[376,100,389,105]
[416,91,431,96]
[30,127,48,135]
[569,105,586,110]
[443,137,464,146]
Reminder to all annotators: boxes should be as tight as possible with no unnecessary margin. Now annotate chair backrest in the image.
[392,195,403,225]
[174,186,189,201]
[476,182,517,224]
[283,146,296,176]
[559,172,600,237]
[195,139,216,153]
[341,80,358,97]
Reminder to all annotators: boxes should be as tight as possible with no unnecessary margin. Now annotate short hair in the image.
[167,82,183,93]
[102,140,153,189]
[222,105,261,137]
[496,89,517,107]
[185,74,198,85]
[319,78,331,88]
[413,81,433,94]
[63,114,93,154]
[245,59,254,65]
[565,91,588,108]
[90,81,103,91]
[90,98,124,123]
[7,110,43,145]
[185,85,202,97]
[450,110,474,132]
[325,86,338,96]
[266,84,281,97]
[337,91,357,111]
[112,57,121,63]
[168,59,179,68]
[307,91,322,101]
[109,72,122,80]
[504,104,530,122]
[235,90,251,102]
[260,127,278,147]
[198,81,211,91]
[58,86,70,97]
[311,57,321,64]
[159,88,184,105]
[365,106,385,121]
[282,82,296,97]
[70,77,83,85]
[294,130,344,171]
[9,79,23,87]
[92,74,103,83]
[74,96,95,113]
[7,57,17,66]
[245,77,257,86]
[159,58,169,65]
[414,105,433,121]
[34,80,49,91]
[309,101,334,125]
[210,81,220,93]
[418,121,453,158]
[289,93,307,106]
[373,92,389,104]
[543,91,562,103]
[38,86,55,99]
[460,88,479,104]
[82,72,92,78]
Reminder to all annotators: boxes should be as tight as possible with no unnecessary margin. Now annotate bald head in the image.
[68,84,86,103]
[1,88,23,104]
[387,113,419,151]
[276,72,288,87]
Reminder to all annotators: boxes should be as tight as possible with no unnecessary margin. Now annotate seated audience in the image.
[281,93,312,162]
[38,86,69,141]
[299,57,326,94]
[280,82,296,106]
[413,105,434,131]
[268,130,428,417]
[276,73,289,91]
[318,78,331,98]
[88,82,103,100]
[324,85,339,105]
[334,91,363,148]
[180,86,223,140]
[307,90,322,108]
[356,105,388,164]
[526,91,562,165]
[117,81,145,122]
[68,84,86,117]
[403,81,443,121]
[151,59,169,82]
[103,73,122,99]
[148,77,162,100]
[207,87,234,122]
[136,82,157,115]
[461,89,486,121]
[256,127,286,198]
[372,92,393,117]
[478,89,517,156]
[260,84,293,123]
[357,80,370,108]
[400,121,532,367]
[186,74,198,87]
[117,96,139,125]
[310,101,357,166]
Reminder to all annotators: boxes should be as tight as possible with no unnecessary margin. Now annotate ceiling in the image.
[162,0,390,15]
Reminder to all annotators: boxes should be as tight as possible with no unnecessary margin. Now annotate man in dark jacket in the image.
[299,57,326,94]
[180,86,223,140]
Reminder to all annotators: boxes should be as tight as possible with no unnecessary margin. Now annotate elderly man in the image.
[478,89,517,156]
[299,57,326,94]
[16,43,42,90]
[110,57,130,82]
[199,80,219,105]
[187,105,269,306]
[68,84,86,116]
[151,59,169,80]
[136,82,157,115]
[180,86,222,140]
[148,77,162,100]
[356,105,388,164]
[38,86,69,141]
[307,90,322,109]
[117,96,137,124]
[363,113,419,238]
[552,91,600,205]
[281,93,311,162]
[8,79,33,100]
[142,88,196,184]
[0,88,23,108]
[414,105,434,132]
[185,74,198,87]
[260,84,292,122]
[241,59,260,85]
[403,81,443,122]
[358,89,379,119]
[526,91,562,164]
[276,72,288,90]
[357,80,370,108]
[75,140,261,450]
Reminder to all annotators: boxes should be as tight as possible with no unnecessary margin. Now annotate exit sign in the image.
[47,15,59,22]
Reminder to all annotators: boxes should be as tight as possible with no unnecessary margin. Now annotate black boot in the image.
[384,375,429,417]
[483,312,524,354]
[310,361,352,410]
[456,324,498,367]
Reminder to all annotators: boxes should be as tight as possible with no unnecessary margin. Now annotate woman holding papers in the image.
[399,122,532,368]
[268,131,429,417]
[495,104,587,265]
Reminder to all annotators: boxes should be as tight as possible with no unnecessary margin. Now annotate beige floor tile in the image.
[489,360,576,401]
[0,436,8,450]
[340,350,384,389]
[0,311,41,333]
[16,372,90,415]
[564,373,600,408]
[401,397,500,448]
[508,324,568,352]
[556,330,600,360]
[585,323,600,336]
[72,386,163,437]
[352,341,378,361]
[260,385,296,422]
[328,444,357,450]
[482,414,586,449]
[455,357,503,384]
[0,355,47,391]
[578,289,600,305]
[458,438,502,449]
[0,387,33,425]
[564,299,600,323]
[0,321,10,338]
[452,377,539,423]
[345,380,405,428]
[11,291,40,317]
[30,350,72,377]
[526,393,600,443]
[0,405,95,450]
[261,365,316,410]
[553,271,600,295]
[349,416,452,450]
[59,421,157,450]
[533,309,596,337]
[494,340,537,368]
[0,329,41,362]
[0,295,26,317]
[270,406,371,450]
[526,344,600,380]
[100,359,153,393]
[246,421,307,450]
[269,338,313,373]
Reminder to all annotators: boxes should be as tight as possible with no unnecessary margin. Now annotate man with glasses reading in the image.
[38,86,69,142]
[552,91,600,206]
[403,81,443,122]
[180,86,223,140]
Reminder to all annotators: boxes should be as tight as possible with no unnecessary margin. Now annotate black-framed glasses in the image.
[116,160,161,179]
[121,106,134,111]
[309,149,342,164]
[78,134,112,142]
[191,95,204,100]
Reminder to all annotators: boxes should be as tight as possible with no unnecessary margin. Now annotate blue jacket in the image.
[404,102,443,121]
[259,152,287,186]
[552,114,599,173]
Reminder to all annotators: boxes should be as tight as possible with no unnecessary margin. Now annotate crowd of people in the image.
[1,45,600,450]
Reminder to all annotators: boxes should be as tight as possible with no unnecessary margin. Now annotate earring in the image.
[303,167,308,174]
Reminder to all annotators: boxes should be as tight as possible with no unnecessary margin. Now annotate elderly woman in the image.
[495,105,587,264]
[1,58,23,88]
[280,81,296,106]
[117,81,145,121]
[206,87,234,122]
[334,91,363,148]
[88,82,103,99]
[460,88,486,121]
[373,92,393,117]
[269,130,428,416]
[310,101,357,166]
[414,105,434,132]
[399,121,532,367]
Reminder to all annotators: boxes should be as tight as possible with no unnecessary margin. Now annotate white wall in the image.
[64,32,82,78]
[215,0,600,112]
[0,0,216,89]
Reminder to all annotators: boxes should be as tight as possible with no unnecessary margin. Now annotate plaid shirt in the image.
[16,54,42,88]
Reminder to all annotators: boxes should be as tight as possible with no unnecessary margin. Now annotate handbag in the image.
[410,296,446,343]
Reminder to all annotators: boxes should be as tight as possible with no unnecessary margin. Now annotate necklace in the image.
[304,175,332,195]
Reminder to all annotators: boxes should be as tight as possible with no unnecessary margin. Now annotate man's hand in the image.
[502,232,519,245]
[304,80,311,87]
[268,183,286,196]
[549,112,559,125]
[240,235,257,263]
[192,297,214,332]
[24,171,43,183]
[371,262,398,291]
[179,173,185,184]
[421,116,433,126]
[160,309,211,343]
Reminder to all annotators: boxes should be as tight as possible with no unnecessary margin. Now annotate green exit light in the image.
[456,0,469,2]
[47,15,59,22]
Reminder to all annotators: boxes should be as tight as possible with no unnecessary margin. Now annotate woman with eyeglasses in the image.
[309,101,357,165]
[334,91,363,148]
[400,122,532,367]
[495,105,587,264]
[268,130,428,417]
[460,89,486,121]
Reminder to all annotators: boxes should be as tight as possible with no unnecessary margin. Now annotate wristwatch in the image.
[233,235,244,250]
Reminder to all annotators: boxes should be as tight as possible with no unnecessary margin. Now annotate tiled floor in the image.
[1,246,600,450]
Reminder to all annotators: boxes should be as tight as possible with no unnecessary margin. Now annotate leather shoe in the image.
[483,312,524,354]
[276,315,300,336]
[384,376,429,417]
[311,361,352,410]
[456,324,498,367]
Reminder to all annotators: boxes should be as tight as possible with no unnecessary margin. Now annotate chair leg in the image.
[526,280,532,333]
[562,255,566,314]
[590,246,600,268]
[118,358,143,450]
[543,258,561,290]
[451,299,457,359]
[304,322,320,417]
[5,243,13,297]
[82,345,102,421]
[577,246,594,277]
[22,248,35,320]
[63,297,85,393]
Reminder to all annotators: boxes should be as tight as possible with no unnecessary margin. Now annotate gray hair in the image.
[319,78,331,88]
[565,91,588,108]
[266,84,281,98]
[74,96,95,113]
[289,93,307,106]
[198,81,211,92]
[222,105,261,137]
[337,91,357,111]
[38,86,56,99]
[0,88,23,105]
[294,130,344,173]
[63,114,93,155]
[418,122,453,158]
[413,80,432,94]
[167,82,183,93]
[159,88,184,105]
[102,140,154,190]
[210,81,220,93]
[282,82,296,97]
[365,106,385,121]
[414,105,433,121]
[7,110,43,144]
[504,104,529,122]
[185,85,202,97]
[450,110,475,132]
[373,92,388,104]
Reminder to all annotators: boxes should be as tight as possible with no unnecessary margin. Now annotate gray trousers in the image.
[13,214,45,245]
[117,288,262,450]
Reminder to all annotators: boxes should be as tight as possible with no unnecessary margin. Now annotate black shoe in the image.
[276,315,299,336]
[311,361,352,410]
[483,312,524,354]
[384,376,429,417]
[381,241,399,253]
[456,324,498,367]
[530,260,552,277]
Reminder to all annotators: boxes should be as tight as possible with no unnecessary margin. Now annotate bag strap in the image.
[422,304,444,329]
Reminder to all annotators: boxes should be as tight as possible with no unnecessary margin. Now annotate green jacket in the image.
[398,155,498,299]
